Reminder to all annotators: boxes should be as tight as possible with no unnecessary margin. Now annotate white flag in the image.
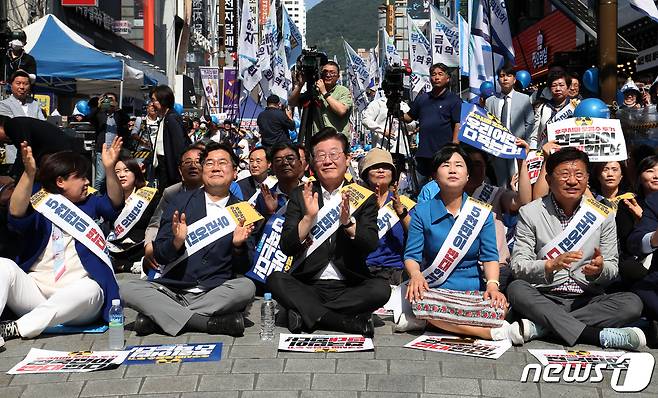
[237,0,258,82]
[344,40,371,112]
[630,0,658,23]
[256,1,279,99]
[467,0,496,98]
[270,33,293,100]
[367,49,380,90]
[486,0,515,61]
[430,5,459,67]
[407,15,433,100]
[383,30,403,67]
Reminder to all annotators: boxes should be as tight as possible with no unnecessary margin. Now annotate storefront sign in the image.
[531,30,548,69]
[224,0,237,52]
[112,20,131,35]
[636,44,658,72]
[62,0,97,6]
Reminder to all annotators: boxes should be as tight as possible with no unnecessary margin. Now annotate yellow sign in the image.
[33,94,51,116]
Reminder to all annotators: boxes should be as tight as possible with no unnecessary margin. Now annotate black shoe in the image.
[134,313,157,336]
[287,308,303,334]
[207,313,245,337]
[339,314,374,338]
[0,320,20,340]
[359,314,375,339]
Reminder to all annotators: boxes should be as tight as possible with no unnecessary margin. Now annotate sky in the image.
[305,0,323,10]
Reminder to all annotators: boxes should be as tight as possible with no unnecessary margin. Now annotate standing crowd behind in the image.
[1,59,658,358]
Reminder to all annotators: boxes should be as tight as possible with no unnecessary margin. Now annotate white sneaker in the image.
[392,312,426,333]
[600,327,647,351]
[520,319,547,342]
[491,321,524,345]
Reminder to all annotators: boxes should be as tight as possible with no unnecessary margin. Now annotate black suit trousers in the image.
[266,271,391,330]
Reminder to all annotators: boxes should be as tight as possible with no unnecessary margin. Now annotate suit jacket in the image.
[91,108,131,152]
[0,95,45,120]
[159,111,191,187]
[628,192,658,272]
[485,89,534,141]
[153,188,245,289]
[511,196,618,295]
[280,180,379,283]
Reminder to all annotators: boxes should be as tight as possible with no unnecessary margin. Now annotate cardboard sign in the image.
[459,104,526,159]
[8,349,129,374]
[404,334,511,359]
[548,117,628,162]
[278,334,374,353]
[124,343,222,365]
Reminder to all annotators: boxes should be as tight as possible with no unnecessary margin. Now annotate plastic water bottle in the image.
[108,299,125,350]
[260,293,276,341]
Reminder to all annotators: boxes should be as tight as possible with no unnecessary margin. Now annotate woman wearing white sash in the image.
[108,156,160,273]
[0,139,124,341]
[404,144,520,341]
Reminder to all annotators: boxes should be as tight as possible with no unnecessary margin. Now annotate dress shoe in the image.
[207,313,245,337]
[287,308,303,334]
[134,313,158,336]
[339,314,374,338]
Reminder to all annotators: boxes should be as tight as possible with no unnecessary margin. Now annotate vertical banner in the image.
[222,67,241,119]
[429,5,459,67]
[344,40,371,112]
[191,0,207,37]
[224,0,237,52]
[407,15,433,100]
[258,0,270,25]
[238,0,258,80]
[199,66,221,116]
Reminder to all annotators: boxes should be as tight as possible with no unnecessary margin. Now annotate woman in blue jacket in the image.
[0,138,124,341]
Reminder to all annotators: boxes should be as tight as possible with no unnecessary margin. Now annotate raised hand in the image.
[301,181,319,218]
[375,181,388,207]
[102,136,123,169]
[541,140,560,157]
[623,197,643,221]
[340,192,351,225]
[233,221,255,247]
[172,210,188,250]
[391,182,405,216]
[261,183,279,215]
[20,141,36,178]
[515,138,530,153]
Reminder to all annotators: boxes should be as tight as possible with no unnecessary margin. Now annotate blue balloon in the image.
[574,98,610,119]
[289,130,298,141]
[211,115,219,125]
[75,100,90,116]
[173,103,184,115]
[515,70,531,89]
[364,144,372,151]
[479,81,495,98]
[583,68,599,94]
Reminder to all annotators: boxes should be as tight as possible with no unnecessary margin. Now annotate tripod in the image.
[379,98,419,196]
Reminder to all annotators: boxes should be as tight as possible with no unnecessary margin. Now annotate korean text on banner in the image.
[547,117,628,162]
[458,103,526,159]
[199,67,221,116]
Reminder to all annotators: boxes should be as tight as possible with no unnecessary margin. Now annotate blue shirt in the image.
[417,180,440,203]
[408,89,462,159]
[404,192,498,291]
[366,194,406,269]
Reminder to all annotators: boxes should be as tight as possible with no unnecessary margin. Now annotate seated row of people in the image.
[0,128,657,353]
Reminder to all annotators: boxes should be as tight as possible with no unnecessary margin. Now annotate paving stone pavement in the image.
[1,273,657,398]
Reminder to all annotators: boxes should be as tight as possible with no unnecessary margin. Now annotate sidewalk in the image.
[1,273,656,398]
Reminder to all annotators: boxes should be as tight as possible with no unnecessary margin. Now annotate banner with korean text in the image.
[547,117,628,162]
[458,103,526,159]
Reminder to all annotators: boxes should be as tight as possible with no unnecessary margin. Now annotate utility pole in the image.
[598,0,617,105]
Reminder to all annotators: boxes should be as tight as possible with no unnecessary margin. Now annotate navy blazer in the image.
[628,191,658,272]
[153,188,245,289]
[8,193,121,322]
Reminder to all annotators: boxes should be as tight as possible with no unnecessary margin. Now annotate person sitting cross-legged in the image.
[508,147,646,350]
[119,141,256,337]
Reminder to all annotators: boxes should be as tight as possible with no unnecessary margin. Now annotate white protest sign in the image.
[548,117,628,162]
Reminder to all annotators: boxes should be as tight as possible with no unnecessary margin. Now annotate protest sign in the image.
[528,349,627,367]
[526,150,543,184]
[548,117,628,162]
[8,349,129,374]
[458,103,526,159]
[404,334,511,359]
[124,343,222,365]
[278,334,374,353]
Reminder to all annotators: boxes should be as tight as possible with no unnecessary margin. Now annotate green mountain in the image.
[306,0,380,68]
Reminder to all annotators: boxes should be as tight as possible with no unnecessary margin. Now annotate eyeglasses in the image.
[313,151,344,163]
[554,171,588,182]
[203,159,231,168]
[181,159,201,167]
[273,155,298,165]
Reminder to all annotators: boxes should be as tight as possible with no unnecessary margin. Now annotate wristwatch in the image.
[322,92,331,99]
[342,216,356,228]
[396,207,408,219]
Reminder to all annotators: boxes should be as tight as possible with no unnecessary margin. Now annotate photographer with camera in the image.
[401,63,461,185]
[90,92,130,191]
[288,60,352,137]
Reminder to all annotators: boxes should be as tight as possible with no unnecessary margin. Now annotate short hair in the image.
[266,94,280,104]
[117,155,146,190]
[296,143,309,161]
[322,60,340,73]
[547,70,571,88]
[309,127,350,157]
[9,69,30,84]
[636,155,658,196]
[249,147,267,160]
[150,85,175,109]
[37,151,91,193]
[545,147,589,175]
[180,142,205,163]
[268,142,300,162]
[429,63,450,76]
[497,63,515,76]
[200,140,239,168]
[431,143,472,175]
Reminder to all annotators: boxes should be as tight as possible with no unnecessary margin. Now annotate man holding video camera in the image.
[288,60,352,137]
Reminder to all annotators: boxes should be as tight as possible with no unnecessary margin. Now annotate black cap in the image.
[266,94,280,104]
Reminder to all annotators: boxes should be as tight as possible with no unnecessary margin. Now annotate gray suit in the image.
[507,196,643,345]
[0,95,45,120]
[485,90,534,186]
[144,182,185,244]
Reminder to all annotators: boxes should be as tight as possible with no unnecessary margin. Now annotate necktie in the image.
[500,95,509,128]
